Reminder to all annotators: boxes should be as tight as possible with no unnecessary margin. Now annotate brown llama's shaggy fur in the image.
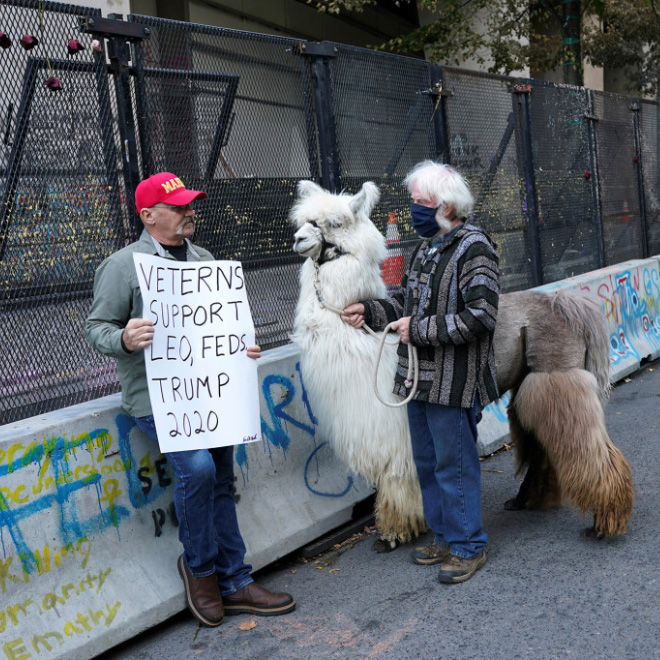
[497,291,634,538]
[509,369,634,537]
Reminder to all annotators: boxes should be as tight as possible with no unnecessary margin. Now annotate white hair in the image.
[404,160,474,220]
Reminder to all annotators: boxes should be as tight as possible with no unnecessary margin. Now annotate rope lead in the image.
[313,260,419,408]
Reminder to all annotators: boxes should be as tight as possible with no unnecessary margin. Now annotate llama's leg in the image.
[514,369,634,537]
[505,395,562,510]
[580,441,635,538]
[504,401,532,510]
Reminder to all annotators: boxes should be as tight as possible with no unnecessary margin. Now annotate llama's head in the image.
[290,180,381,263]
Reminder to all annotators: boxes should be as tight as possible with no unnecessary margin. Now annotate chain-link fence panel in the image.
[2,3,657,426]
[441,68,534,292]
[530,82,602,282]
[328,44,436,267]
[640,100,660,256]
[0,0,125,425]
[593,91,644,265]
[129,15,314,349]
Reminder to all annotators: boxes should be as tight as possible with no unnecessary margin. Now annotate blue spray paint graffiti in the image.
[485,391,511,424]
[237,361,356,498]
[0,360,360,570]
[304,442,354,498]
[0,421,171,574]
[260,374,314,456]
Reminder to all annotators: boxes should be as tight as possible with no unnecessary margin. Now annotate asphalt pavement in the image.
[98,359,660,660]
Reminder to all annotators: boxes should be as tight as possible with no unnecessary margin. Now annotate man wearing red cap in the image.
[86,172,295,627]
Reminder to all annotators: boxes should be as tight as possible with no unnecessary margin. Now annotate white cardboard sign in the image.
[133,253,261,453]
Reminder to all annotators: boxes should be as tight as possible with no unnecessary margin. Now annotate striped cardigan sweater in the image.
[363,222,500,408]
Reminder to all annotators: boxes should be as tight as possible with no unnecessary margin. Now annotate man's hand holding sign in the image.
[133,255,262,453]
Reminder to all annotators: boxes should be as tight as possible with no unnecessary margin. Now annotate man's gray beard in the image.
[436,214,454,232]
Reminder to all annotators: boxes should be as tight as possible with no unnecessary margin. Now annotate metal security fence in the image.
[1,1,659,424]
[328,44,435,257]
[127,16,315,349]
[440,68,538,292]
[640,99,660,255]
[0,0,124,423]
[595,91,645,265]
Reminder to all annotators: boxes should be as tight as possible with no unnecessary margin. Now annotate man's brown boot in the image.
[223,582,295,616]
[437,550,487,584]
[177,555,224,626]
[411,542,451,566]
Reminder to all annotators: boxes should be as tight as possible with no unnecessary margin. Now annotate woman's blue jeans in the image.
[407,399,487,559]
[133,416,253,595]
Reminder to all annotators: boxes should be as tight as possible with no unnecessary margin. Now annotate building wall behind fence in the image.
[1,1,660,426]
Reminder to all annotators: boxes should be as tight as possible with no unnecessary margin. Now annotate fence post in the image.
[81,14,151,239]
[298,42,340,193]
[631,100,650,258]
[428,64,451,164]
[584,89,606,268]
[512,81,544,287]
[108,17,142,239]
[131,42,154,179]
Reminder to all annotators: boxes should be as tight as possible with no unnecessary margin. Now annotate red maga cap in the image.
[135,172,207,213]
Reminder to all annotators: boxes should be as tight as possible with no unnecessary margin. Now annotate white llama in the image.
[289,180,425,549]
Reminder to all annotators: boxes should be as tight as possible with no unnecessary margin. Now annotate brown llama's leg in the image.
[505,393,562,511]
[504,400,531,510]
[535,454,562,510]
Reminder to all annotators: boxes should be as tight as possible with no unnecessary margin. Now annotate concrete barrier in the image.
[0,344,371,660]
[1,257,659,660]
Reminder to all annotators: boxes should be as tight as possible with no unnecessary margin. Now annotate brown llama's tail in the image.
[512,368,634,537]
[551,289,612,405]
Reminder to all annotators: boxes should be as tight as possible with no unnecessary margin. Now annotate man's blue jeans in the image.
[407,399,487,559]
[133,416,253,595]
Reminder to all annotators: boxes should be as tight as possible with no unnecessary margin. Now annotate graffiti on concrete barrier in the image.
[304,442,354,498]
[254,361,355,498]
[595,266,660,365]
[539,264,660,369]
[0,534,121,659]
[0,360,356,575]
[0,358,358,657]
[486,391,512,424]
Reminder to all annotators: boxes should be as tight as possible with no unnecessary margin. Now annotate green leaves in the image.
[311,0,660,94]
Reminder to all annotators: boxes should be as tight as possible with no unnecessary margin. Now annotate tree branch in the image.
[650,0,660,27]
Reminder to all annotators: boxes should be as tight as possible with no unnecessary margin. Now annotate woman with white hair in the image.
[342,161,500,583]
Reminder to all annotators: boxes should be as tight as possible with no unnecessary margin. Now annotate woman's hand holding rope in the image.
[341,304,418,407]
[340,303,366,329]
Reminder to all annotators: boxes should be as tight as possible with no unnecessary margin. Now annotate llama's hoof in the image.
[580,526,604,540]
[371,538,400,553]
[504,497,526,511]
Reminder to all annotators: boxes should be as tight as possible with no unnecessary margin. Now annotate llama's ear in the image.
[297,180,324,199]
[349,181,380,217]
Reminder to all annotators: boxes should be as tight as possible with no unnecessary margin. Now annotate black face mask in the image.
[410,203,440,238]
